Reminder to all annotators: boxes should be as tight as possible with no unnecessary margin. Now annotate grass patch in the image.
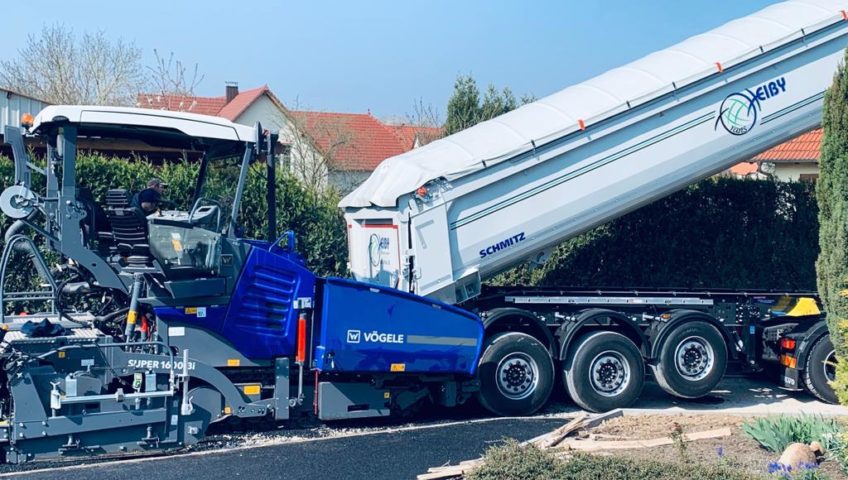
[467,440,761,480]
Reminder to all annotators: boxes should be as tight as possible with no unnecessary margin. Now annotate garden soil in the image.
[583,414,846,479]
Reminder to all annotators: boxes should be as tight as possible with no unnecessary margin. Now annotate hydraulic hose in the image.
[4,218,52,282]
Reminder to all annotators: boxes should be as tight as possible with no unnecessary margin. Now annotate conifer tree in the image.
[816,50,848,403]
[445,75,482,135]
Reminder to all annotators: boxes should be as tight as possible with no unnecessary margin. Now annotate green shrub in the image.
[468,441,759,480]
[560,454,760,480]
[824,431,848,476]
[742,415,841,453]
[467,439,566,480]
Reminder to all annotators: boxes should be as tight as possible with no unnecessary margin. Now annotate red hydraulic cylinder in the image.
[296,314,307,364]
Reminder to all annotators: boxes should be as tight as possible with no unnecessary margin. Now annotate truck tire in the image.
[653,321,727,399]
[476,332,554,416]
[803,335,838,404]
[564,331,644,412]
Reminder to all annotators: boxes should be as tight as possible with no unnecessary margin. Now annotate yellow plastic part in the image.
[390,363,406,372]
[227,359,241,367]
[785,297,821,317]
[242,384,261,395]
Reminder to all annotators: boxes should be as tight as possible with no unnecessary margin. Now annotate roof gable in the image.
[218,85,270,121]
[291,111,411,171]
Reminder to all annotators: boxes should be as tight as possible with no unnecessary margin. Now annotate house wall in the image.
[235,97,330,189]
[0,90,49,133]
[772,163,819,182]
[236,96,289,131]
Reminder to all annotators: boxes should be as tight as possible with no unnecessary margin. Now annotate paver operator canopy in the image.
[5,105,279,292]
[342,0,848,304]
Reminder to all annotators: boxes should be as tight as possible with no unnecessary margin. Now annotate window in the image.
[799,173,818,182]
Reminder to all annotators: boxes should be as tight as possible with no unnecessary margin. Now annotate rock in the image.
[809,441,825,456]
[778,443,817,469]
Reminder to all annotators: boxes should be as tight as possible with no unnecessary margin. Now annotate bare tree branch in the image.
[281,99,355,192]
[145,49,204,109]
[0,24,145,105]
[404,97,444,145]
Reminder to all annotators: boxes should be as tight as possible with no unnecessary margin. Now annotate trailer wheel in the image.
[653,322,726,399]
[803,335,838,404]
[564,331,644,412]
[476,332,554,416]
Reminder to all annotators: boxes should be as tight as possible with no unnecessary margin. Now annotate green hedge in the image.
[0,155,820,295]
[491,177,818,291]
[0,154,348,278]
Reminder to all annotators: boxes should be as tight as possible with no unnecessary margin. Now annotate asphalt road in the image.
[2,418,563,480]
[2,377,846,480]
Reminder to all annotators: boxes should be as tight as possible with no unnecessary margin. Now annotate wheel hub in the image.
[675,336,714,381]
[589,351,630,397]
[824,349,837,383]
[496,353,539,400]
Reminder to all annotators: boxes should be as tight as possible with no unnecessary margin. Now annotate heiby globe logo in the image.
[715,76,787,136]
[716,91,758,136]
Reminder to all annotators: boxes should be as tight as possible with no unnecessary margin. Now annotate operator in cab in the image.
[133,178,167,214]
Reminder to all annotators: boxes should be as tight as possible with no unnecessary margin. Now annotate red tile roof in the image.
[138,86,435,172]
[387,125,443,149]
[136,93,227,116]
[752,128,822,163]
[137,85,283,121]
[729,162,759,176]
[728,128,822,176]
[290,111,413,171]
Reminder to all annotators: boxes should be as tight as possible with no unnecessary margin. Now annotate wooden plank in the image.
[418,462,478,479]
[556,427,732,452]
[541,413,589,449]
[530,413,588,449]
[581,409,624,430]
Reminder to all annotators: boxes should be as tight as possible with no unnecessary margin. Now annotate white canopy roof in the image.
[32,105,257,142]
[341,0,846,208]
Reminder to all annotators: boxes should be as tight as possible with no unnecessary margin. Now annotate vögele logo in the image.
[715,77,787,136]
[347,329,361,343]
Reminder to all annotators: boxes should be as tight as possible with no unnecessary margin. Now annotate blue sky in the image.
[1,1,778,120]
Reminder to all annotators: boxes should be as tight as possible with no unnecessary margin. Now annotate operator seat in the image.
[102,189,152,266]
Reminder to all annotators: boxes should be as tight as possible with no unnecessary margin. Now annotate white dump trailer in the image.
[339,1,848,413]
[342,0,848,304]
